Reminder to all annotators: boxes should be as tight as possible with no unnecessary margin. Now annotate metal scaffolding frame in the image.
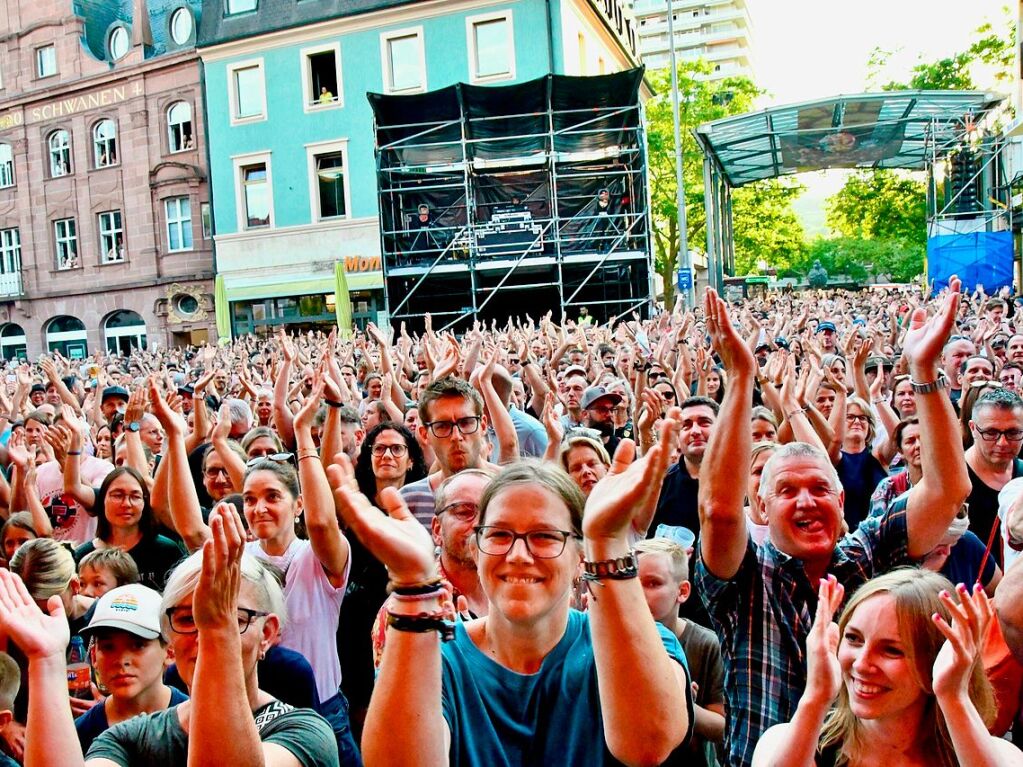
[370,71,654,331]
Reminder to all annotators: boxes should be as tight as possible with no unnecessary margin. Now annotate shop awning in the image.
[225,271,383,302]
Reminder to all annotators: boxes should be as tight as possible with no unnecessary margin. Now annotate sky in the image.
[744,0,1012,233]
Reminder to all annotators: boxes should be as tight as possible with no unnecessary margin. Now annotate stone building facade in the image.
[0,0,214,359]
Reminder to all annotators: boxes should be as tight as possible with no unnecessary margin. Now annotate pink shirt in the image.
[36,457,115,545]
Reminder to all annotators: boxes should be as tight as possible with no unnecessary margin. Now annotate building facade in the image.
[198,0,639,338]
[0,0,214,359]
[631,0,754,80]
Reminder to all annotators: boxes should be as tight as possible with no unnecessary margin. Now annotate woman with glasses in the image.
[344,422,428,726]
[155,375,360,765]
[832,396,889,528]
[241,425,286,460]
[330,417,694,766]
[72,467,184,591]
[4,505,340,766]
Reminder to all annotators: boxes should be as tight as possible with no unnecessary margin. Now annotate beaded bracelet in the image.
[386,611,455,642]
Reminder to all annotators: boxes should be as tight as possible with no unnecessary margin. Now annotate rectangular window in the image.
[231,63,265,121]
[382,29,424,93]
[201,202,212,239]
[0,145,13,188]
[0,228,20,274]
[303,45,342,109]
[241,162,270,228]
[165,197,192,252]
[314,151,347,219]
[225,0,256,15]
[54,218,78,270]
[98,211,125,263]
[36,45,56,78]
[469,13,513,82]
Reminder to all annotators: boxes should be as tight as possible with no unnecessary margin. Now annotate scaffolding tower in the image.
[368,68,653,332]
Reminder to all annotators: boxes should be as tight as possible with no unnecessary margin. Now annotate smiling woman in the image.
[330,415,695,766]
[72,467,184,591]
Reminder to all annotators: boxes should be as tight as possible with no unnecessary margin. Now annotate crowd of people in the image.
[1,280,1023,765]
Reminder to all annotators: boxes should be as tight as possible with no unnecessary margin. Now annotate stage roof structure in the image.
[368,68,653,331]
[695,90,1004,188]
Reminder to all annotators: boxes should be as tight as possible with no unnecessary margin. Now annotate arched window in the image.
[167,102,193,153]
[0,323,26,362]
[93,120,117,168]
[0,144,12,188]
[45,315,87,358]
[109,26,130,61]
[103,310,147,354]
[48,130,71,177]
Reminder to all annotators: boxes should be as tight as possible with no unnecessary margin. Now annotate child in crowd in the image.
[0,652,20,767]
[74,584,187,754]
[78,548,140,598]
[635,538,726,767]
[0,513,40,567]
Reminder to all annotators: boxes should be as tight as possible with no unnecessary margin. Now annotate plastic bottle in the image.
[66,636,91,700]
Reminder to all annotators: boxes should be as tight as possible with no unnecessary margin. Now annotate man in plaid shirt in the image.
[693,281,971,767]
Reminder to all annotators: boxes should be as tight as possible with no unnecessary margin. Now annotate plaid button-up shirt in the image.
[694,499,910,767]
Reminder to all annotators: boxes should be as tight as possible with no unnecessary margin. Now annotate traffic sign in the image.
[677,268,693,291]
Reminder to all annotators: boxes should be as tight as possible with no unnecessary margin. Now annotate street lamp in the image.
[666,0,693,308]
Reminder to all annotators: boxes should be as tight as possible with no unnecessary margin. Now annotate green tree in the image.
[795,237,924,284]
[645,62,805,309]
[732,178,807,275]
[825,169,926,245]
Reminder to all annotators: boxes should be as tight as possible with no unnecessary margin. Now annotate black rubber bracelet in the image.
[386,612,455,642]
[391,579,444,596]
[324,399,344,408]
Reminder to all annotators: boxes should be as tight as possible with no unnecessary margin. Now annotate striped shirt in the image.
[399,476,437,528]
[694,498,910,767]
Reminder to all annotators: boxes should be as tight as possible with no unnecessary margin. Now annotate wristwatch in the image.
[909,376,948,395]
[127,421,141,432]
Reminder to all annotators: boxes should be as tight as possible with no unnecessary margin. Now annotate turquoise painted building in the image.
[197,0,640,336]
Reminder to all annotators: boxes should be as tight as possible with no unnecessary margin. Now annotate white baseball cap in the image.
[82,584,163,640]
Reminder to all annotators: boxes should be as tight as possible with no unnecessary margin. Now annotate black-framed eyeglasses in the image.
[973,426,1023,442]
[204,466,230,479]
[246,452,293,467]
[425,416,481,438]
[371,443,408,458]
[165,606,269,635]
[474,525,581,558]
[437,501,479,521]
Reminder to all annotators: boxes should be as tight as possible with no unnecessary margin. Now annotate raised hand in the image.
[149,376,187,436]
[902,275,961,377]
[541,392,564,446]
[0,569,68,661]
[804,574,844,708]
[124,385,148,426]
[327,453,436,585]
[705,288,756,378]
[6,430,30,469]
[211,403,232,443]
[193,504,245,634]
[583,409,680,543]
[932,583,992,702]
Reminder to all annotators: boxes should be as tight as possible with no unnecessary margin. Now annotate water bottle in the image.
[66,636,91,700]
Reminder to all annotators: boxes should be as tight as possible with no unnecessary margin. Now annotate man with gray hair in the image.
[693,282,970,767]
[223,398,253,439]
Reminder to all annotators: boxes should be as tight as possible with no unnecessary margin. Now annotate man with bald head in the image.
[942,335,976,405]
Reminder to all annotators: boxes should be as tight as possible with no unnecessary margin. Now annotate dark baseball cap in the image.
[581,385,623,411]
[101,385,129,403]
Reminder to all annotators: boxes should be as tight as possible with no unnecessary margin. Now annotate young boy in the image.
[74,584,187,754]
[78,548,139,599]
[0,652,21,767]
[635,538,725,767]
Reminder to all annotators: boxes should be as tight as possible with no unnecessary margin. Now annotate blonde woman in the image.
[753,569,1021,767]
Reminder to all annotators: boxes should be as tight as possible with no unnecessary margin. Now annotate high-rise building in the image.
[630,0,755,80]
[0,0,215,358]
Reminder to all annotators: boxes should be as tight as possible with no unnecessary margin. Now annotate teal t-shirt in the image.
[440,609,693,766]
[86,700,338,767]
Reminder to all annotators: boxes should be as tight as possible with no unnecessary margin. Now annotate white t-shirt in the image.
[36,457,115,545]
[246,538,349,702]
